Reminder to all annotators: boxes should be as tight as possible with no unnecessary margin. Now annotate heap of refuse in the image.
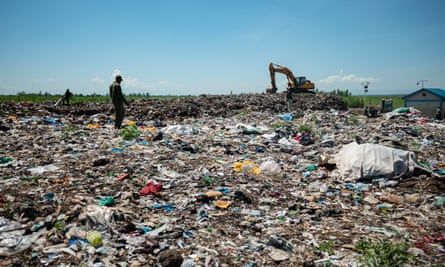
[0,92,444,266]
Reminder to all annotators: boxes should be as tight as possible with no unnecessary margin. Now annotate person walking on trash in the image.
[109,74,129,129]
[62,89,73,105]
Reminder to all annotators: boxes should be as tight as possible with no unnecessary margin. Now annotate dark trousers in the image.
[114,103,125,129]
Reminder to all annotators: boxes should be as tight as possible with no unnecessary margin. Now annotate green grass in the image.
[0,94,119,103]
[237,109,252,115]
[312,240,336,255]
[340,95,404,109]
[355,239,413,267]
[349,114,359,125]
[0,94,193,103]
[298,124,312,133]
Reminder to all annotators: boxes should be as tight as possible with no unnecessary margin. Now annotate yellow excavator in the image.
[266,62,315,94]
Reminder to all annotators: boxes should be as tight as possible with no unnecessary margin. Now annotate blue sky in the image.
[0,0,444,96]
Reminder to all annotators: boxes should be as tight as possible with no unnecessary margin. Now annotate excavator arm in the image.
[269,62,297,91]
[266,62,315,94]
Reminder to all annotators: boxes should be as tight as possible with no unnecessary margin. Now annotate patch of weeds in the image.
[20,176,41,182]
[298,124,312,133]
[119,125,140,140]
[62,125,78,138]
[349,114,359,125]
[311,114,319,123]
[355,239,413,267]
[63,126,78,132]
[238,109,251,116]
[272,123,281,129]
[312,240,335,256]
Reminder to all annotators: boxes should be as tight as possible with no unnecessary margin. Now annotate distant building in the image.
[403,88,445,119]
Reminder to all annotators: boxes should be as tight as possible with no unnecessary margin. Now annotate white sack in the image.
[335,142,417,181]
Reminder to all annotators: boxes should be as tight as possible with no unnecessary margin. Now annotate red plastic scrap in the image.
[423,235,444,243]
[117,173,129,181]
[139,181,163,195]
[415,235,444,255]
[415,241,434,254]
[0,195,7,206]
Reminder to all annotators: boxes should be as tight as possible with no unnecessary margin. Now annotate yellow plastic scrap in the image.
[127,120,136,126]
[214,199,231,209]
[234,162,243,172]
[87,123,100,129]
[234,162,244,172]
[206,190,223,198]
[233,160,260,175]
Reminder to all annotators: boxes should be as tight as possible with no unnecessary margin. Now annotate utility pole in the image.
[416,80,428,89]
[361,81,370,109]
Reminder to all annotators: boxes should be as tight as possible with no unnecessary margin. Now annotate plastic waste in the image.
[378,193,404,204]
[234,160,260,175]
[139,181,163,195]
[2,95,444,265]
[86,231,103,247]
[308,181,322,192]
[27,164,59,175]
[162,125,197,136]
[153,204,175,212]
[239,124,263,135]
[259,160,281,174]
[98,197,115,206]
[214,200,231,209]
[0,228,48,256]
[0,157,13,164]
[278,113,293,121]
[434,197,445,208]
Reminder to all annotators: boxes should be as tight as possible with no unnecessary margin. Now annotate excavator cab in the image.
[266,62,315,94]
[294,76,315,91]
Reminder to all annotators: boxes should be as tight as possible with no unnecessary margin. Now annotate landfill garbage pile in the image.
[0,92,444,266]
[3,92,347,121]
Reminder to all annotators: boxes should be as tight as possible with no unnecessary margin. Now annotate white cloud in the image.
[124,77,138,88]
[47,78,55,82]
[317,69,378,85]
[92,77,105,83]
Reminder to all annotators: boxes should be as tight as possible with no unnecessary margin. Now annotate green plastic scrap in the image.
[0,157,13,164]
[99,197,115,206]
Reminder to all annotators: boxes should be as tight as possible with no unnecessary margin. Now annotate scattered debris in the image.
[0,93,444,266]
